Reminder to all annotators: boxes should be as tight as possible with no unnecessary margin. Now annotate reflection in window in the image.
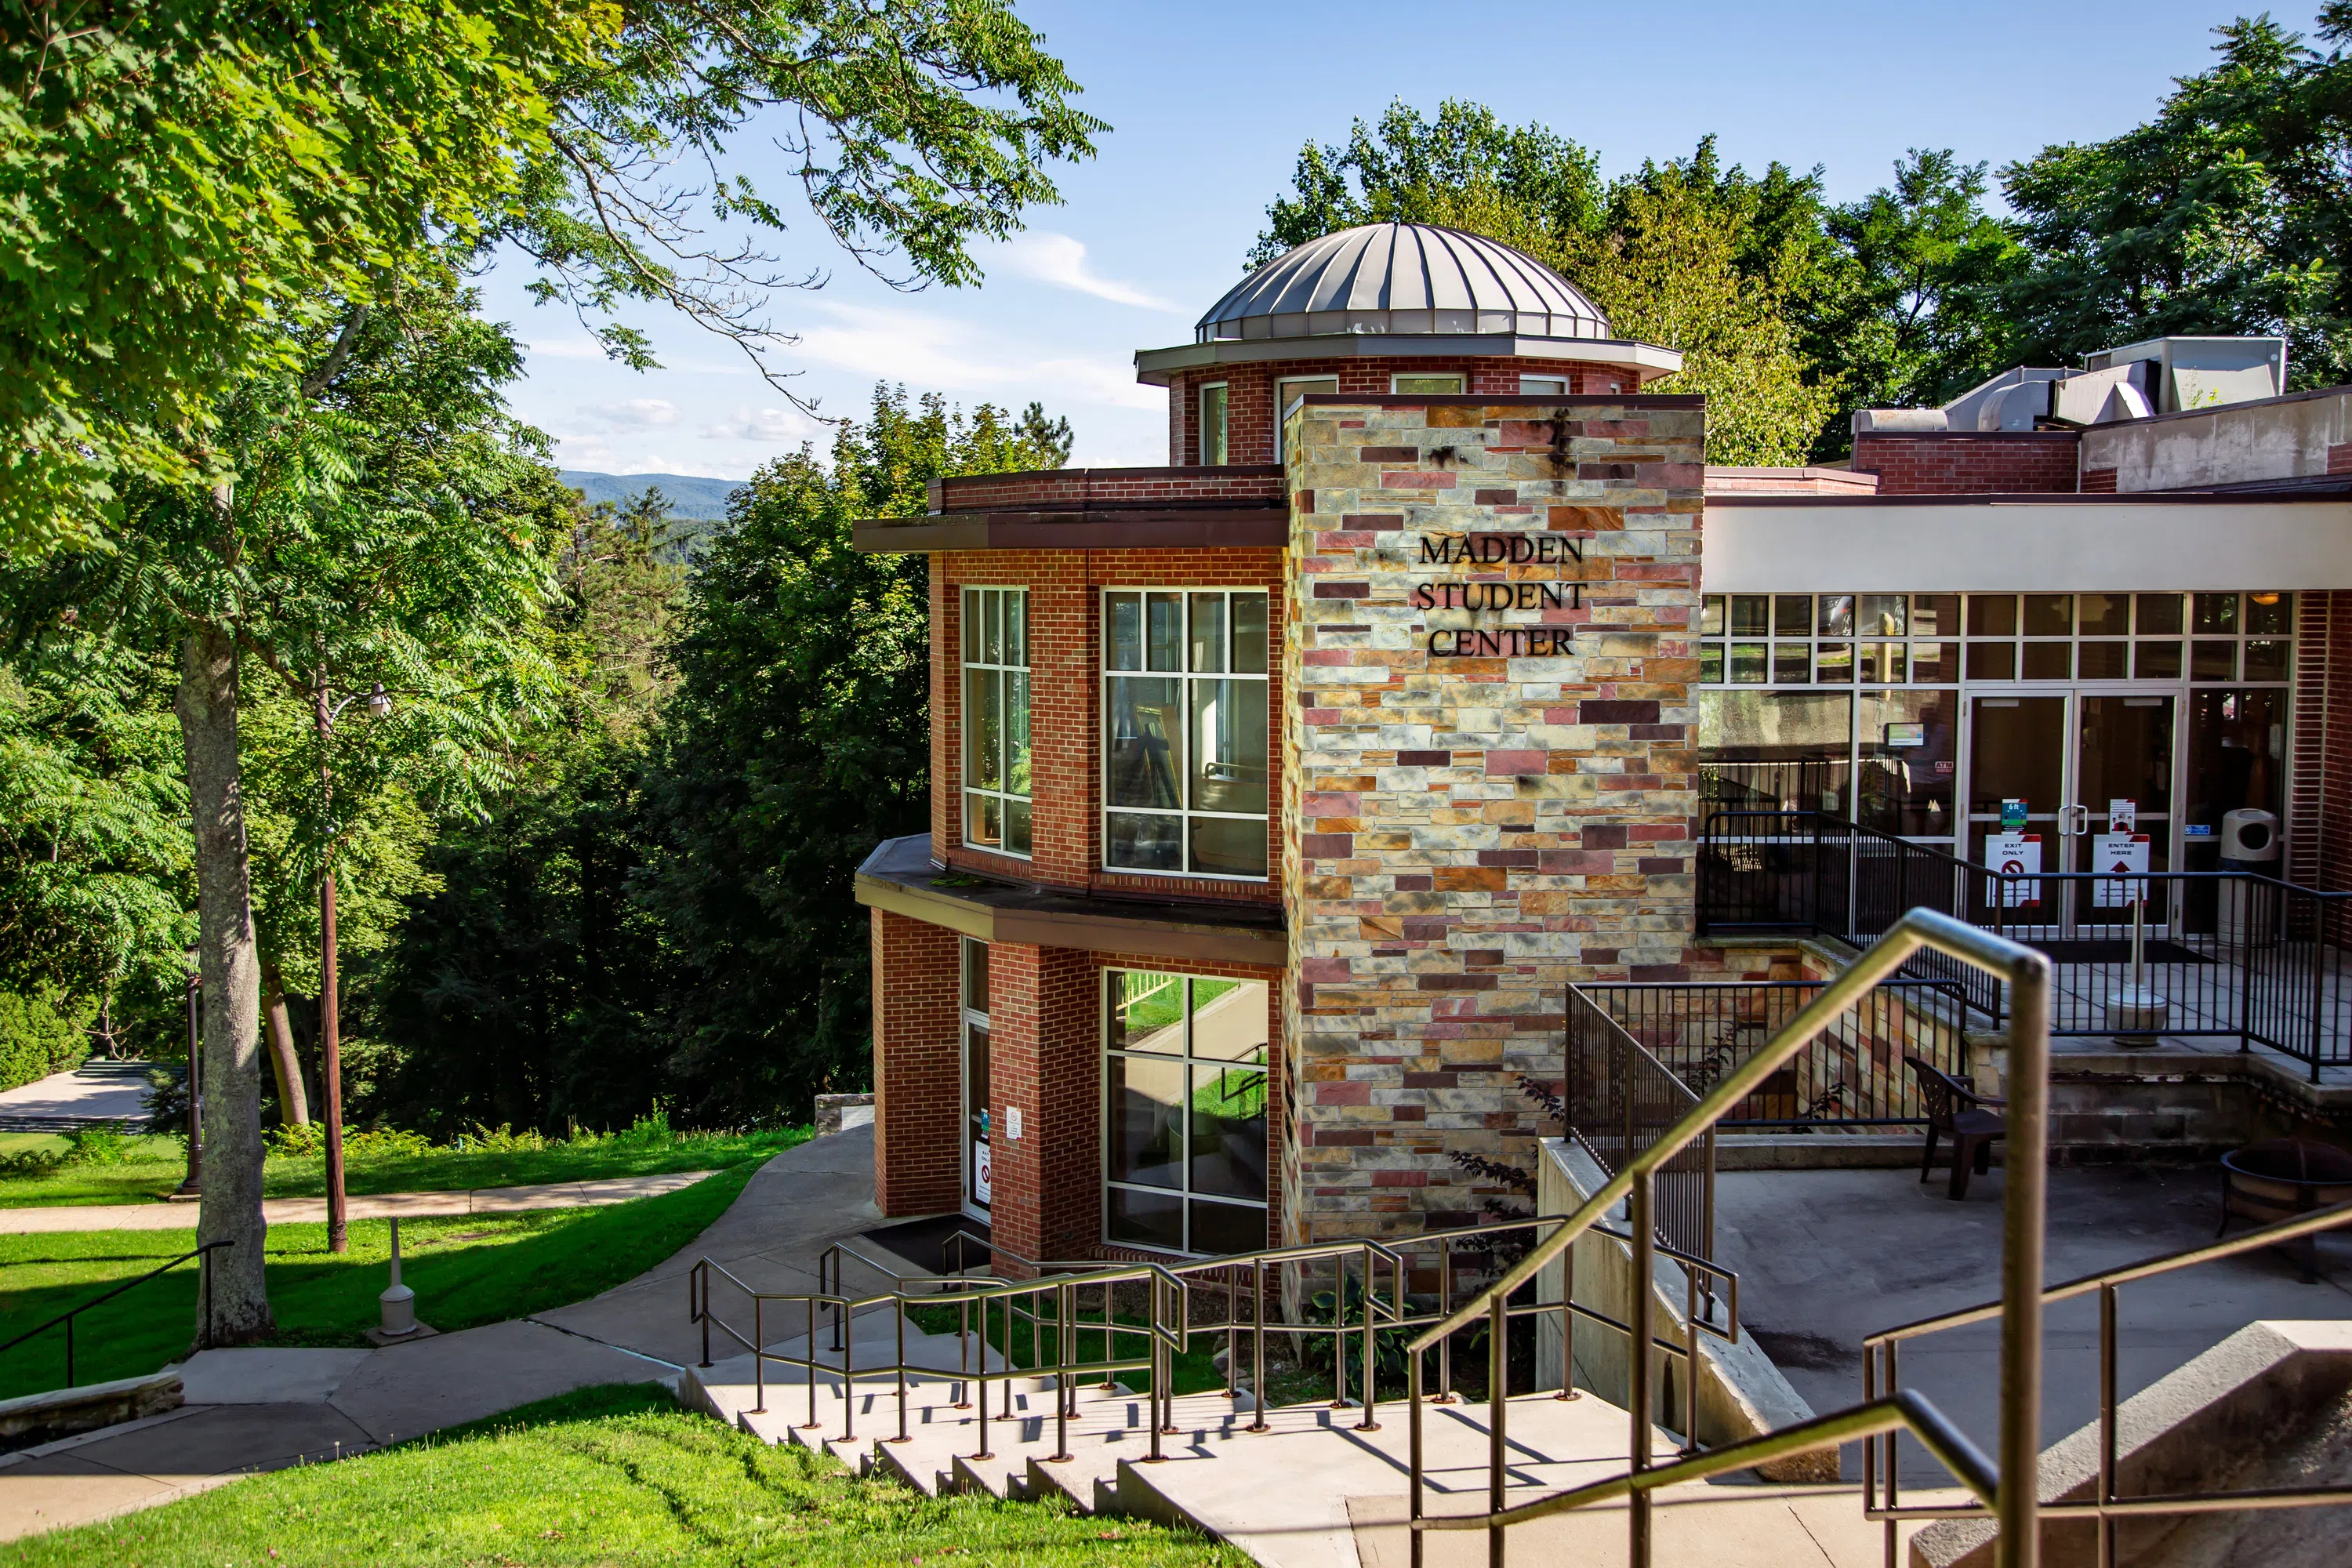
[1700,690,1854,814]
[1104,589,1270,878]
[961,587,1030,856]
[1105,971,1269,1254]
[1857,691,1957,838]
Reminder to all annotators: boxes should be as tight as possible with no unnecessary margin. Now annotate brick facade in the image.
[1851,431,2081,494]
[933,546,1290,906]
[1166,356,1649,469]
[870,909,962,1216]
[1282,394,1704,1242]
[934,467,1285,514]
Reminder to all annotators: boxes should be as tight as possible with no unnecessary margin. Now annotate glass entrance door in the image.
[2071,695,2173,933]
[960,938,991,1218]
[1967,692,2177,934]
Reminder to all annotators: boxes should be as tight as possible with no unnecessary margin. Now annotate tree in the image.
[3,280,566,1336]
[0,0,610,550]
[1253,100,1602,264]
[639,388,1069,1124]
[1991,9,2352,385]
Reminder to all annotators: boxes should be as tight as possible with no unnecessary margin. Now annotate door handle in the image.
[2059,804,2091,834]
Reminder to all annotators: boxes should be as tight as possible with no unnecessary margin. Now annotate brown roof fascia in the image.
[1712,491,2352,507]
[851,508,1290,553]
[1297,393,1705,410]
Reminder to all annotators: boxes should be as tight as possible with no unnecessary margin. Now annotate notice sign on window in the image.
[2092,833,2152,908]
[975,1141,992,1206]
[1883,721,1926,749]
[1984,831,2042,908]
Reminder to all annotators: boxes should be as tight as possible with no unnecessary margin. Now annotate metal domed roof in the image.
[1195,223,1609,345]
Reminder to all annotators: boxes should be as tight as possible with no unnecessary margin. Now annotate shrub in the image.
[0,987,93,1092]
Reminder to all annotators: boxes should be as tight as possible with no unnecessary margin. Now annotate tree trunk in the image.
[260,964,310,1126]
[175,608,274,1344]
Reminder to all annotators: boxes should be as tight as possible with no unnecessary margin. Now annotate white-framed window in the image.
[1198,382,1229,466]
[1392,372,1464,394]
[1103,968,1269,1255]
[1273,376,1338,461]
[962,938,991,1214]
[1519,376,1570,396]
[1102,588,1271,879]
[961,586,1030,857]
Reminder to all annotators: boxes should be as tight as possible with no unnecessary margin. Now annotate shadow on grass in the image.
[0,1160,760,1399]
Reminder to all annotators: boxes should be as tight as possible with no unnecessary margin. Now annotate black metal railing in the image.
[0,1239,230,1390]
[1581,978,1972,1128]
[1699,808,2352,1076]
[1566,988,1715,1262]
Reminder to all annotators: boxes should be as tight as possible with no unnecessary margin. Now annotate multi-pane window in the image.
[1198,383,1229,466]
[1104,970,1269,1256]
[962,587,1030,857]
[1103,589,1271,879]
[1392,373,1463,394]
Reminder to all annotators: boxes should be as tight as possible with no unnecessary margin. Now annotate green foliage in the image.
[0,985,93,1092]
[1253,98,1603,263]
[1989,9,2352,387]
[8,1381,1247,1567]
[0,0,610,550]
[637,387,1073,1124]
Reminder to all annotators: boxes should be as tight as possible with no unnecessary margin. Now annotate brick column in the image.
[979,942,1101,1271]
[870,910,960,1216]
[1283,394,1704,1243]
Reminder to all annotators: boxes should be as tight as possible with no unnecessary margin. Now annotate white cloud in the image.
[989,232,1176,311]
[702,405,829,445]
[793,302,1163,415]
[577,397,679,429]
[528,339,609,360]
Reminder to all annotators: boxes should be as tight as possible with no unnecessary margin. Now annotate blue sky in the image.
[481,1,2325,479]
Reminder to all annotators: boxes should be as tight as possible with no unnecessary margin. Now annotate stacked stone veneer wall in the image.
[1280,394,1704,1243]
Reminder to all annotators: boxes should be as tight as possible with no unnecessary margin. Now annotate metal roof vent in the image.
[1194,223,1610,345]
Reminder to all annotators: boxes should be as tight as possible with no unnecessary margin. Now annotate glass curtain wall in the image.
[1102,590,1271,878]
[1697,592,2294,861]
[1104,969,1269,1255]
[962,587,1031,856]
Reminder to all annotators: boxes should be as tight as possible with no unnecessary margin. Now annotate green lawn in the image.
[0,1160,760,1399]
[4,1383,1248,1567]
[0,1125,807,1208]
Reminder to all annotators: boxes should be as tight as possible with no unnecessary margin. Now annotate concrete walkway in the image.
[0,1062,155,1134]
[0,1169,717,1234]
[0,1126,883,1541]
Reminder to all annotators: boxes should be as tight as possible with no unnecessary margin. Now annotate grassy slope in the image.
[0,1128,807,1207]
[0,1161,757,1399]
[6,1383,1249,1567]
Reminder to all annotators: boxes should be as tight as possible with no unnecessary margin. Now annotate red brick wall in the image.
[934,546,1289,904]
[976,942,1287,1269]
[2079,467,2118,494]
[1167,356,1645,468]
[870,909,962,1217]
[2330,443,2352,476]
[1850,432,2081,494]
[935,468,1284,514]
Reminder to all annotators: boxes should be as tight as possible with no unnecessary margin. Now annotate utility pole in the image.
[316,679,390,1258]
[176,964,201,1197]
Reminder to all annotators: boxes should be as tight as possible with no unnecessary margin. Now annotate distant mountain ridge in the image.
[561,470,744,521]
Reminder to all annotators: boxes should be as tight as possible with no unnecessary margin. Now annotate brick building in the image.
[854,221,2352,1269]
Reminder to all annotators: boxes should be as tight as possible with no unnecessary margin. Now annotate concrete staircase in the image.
[681,1308,1942,1568]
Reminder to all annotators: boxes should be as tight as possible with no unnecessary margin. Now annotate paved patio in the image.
[1712,1160,2352,1481]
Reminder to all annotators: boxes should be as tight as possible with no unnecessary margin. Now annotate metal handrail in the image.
[1860,1196,2352,1564]
[1405,907,2053,1568]
[0,1238,231,1388]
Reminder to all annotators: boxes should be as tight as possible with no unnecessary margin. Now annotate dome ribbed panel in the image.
[1195,223,1606,342]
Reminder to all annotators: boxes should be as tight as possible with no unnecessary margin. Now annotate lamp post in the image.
[318,680,392,1256]
[176,959,201,1197]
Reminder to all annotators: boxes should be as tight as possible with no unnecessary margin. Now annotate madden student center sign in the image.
[1278,394,1704,1240]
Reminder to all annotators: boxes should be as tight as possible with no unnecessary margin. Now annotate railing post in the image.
[2098,1283,2118,1568]
[1052,1280,1073,1463]
[753,1298,766,1416]
[1148,1276,1165,1464]
[1629,1167,1655,1568]
[1488,1291,1507,1568]
[1250,1257,1269,1433]
[840,1298,855,1441]
[975,1296,992,1461]
[895,1297,909,1444]
[1358,1245,1380,1432]
[1556,1232,1578,1400]
[1439,1242,1455,1402]
[1998,949,2052,1568]
[1409,1342,1426,1568]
